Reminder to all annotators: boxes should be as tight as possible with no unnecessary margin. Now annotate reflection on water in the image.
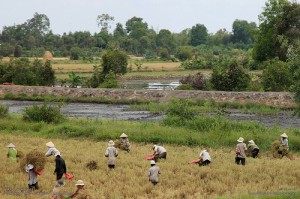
[124,80,181,90]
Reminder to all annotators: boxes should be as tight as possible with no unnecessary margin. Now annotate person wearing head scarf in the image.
[105,140,118,169]
[247,140,260,158]
[69,180,92,198]
[119,133,131,152]
[235,137,247,166]
[148,160,161,185]
[199,149,211,166]
[54,152,66,187]
[7,143,17,161]
[25,164,39,190]
[45,141,61,157]
[152,145,167,162]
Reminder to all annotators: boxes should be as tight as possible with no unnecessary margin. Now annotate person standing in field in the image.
[247,140,260,158]
[105,140,118,169]
[235,137,247,166]
[120,133,131,152]
[148,160,161,185]
[199,149,211,166]
[69,180,92,198]
[152,145,167,162]
[45,141,61,157]
[25,164,39,190]
[278,133,289,156]
[7,143,17,161]
[54,152,67,187]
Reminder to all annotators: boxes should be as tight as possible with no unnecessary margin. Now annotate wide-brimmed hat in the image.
[120,133,128,138]
[27,164,34,170]
[7,143,15,148]
[108,140,115,146]
[46,141,55,147]
[55,152,61,157]
[75,180,84,186]
[150,160,156,165]
[280,133,288,138]
[248,140,255,144]
[200,149,207,154]
[237,137,244,143]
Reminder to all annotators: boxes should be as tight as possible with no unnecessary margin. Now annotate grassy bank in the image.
[0,114,299,152]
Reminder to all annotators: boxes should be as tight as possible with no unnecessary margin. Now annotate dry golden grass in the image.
[1,134,299,199]
[128,62,181,72]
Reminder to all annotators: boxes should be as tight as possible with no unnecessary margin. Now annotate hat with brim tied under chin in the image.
[7,143,15,148]
[237,137,244,143]
[280,133,288,138]
[108,140,115,147]
[46,141,55,147]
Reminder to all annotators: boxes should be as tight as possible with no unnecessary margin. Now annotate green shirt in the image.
[7,149,17,161]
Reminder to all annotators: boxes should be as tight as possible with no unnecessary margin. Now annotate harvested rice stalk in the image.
[86,160,98,171]
[19,150,46,172]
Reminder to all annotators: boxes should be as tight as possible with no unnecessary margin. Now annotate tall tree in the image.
[97,14,114,32]
[190,24,208,46]
[231,20,257,44]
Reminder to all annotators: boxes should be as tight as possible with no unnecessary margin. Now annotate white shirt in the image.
[154,146,166,154]
[200,150,211,161]
[45,147,60,157]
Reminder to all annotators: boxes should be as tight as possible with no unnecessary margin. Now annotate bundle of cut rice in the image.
[43,51,53,60]
[114,140,121,148]
[86,160,98,171]
[272,140,281,151]
[16,150,24,159]
[20,150,46,172]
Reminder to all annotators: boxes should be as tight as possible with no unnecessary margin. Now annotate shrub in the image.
[175,84,194,90]
[99,70,122,88]
[179,72,207,90]
[0,104,9,118]
[165,99,197,120]
[22,103,65,124]
[175,46,193,61]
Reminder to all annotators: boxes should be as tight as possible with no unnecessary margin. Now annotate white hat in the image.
[55,152,61,157]
[248,140,255,144]
[27,164,34,170]
[150,160,156,165]
[237,137,244,143]
[152,145,157,150]
[280,133,288,138]
[120,133,128,138]
[46,141,55,147]
[108,140,115,146]
[7,143,15,148]
[75,180,84,186]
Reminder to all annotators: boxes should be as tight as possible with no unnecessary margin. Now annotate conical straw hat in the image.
[280,133,288,138]
[46,141,55,147]
[7,143,15,148]
[120,133,128,138]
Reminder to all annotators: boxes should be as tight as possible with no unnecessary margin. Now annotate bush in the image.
[210,60,251,91]
[22,103,65,124]
[175,46,193,61]
[175,84,194,90]
[165,99,197,120]
[261,58,292,92]
[99,70,122,88]
[179,72,207,90]
[0,104,9,118]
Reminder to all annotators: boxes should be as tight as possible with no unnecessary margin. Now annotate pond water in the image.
[123,80,181,90]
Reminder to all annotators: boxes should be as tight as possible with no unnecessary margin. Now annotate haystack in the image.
[43,51,53,60]
[86,160,98,171]
[272,140,291,159]
[20,150,46,172]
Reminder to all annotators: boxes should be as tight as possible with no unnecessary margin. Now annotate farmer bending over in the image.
[199,149,211,166]
[45,141,61,157]
[153,145,167,162]
[247,140,259,158]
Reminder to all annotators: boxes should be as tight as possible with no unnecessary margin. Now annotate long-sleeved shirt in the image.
[45,147,60,157]
[248,144,259,152]
[27,169,38,185]
[236,143,247,158]
[105,147,118,165]
[55,156,67,174]
[149,166,161,183]
[153,146,166,155]
[7,148,17,161]
[281,138,288,148]
[199,150,211,162]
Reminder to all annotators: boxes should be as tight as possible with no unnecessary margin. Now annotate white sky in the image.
[0,0,268,35]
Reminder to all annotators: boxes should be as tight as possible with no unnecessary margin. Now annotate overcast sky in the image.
[0,0,268,35]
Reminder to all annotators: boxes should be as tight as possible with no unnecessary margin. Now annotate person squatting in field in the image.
[45,141,61,157]
[199,149,211,166]
[119,133,131,152]
[235,137,247,166]
[69,180,93,199]
[7,143,17,161]
[105,140,118,169]
[148,160,161,185]
[25,164,39,190]
[152,145,167,162]
[54,152,67,187]
[278,133,289,156]
[247,140,259,158]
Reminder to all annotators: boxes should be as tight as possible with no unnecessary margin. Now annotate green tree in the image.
[14,45,22,57]
[156,29,176,54]
[190,24,208,46]
[101,48,128,76]
[97,14,114,32]
[68,72,81,88]
[175,46,193,61]
[70,47,81,60]
[99,70,122,88]
[232,20,257,44]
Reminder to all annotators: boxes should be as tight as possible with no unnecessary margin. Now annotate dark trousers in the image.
[154,152,167,162]
[199,160,211,166]
[108,164,115,169]
[235,157,246,166]
[28,182,39,190]
[56,173,64,180]
[251,149,259,158]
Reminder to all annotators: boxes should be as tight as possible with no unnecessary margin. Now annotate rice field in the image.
[1,134,299,199]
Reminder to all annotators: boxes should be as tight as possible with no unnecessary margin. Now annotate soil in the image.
[1,100,300,129]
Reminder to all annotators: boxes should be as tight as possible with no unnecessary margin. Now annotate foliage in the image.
[14,45,22,57]
[190,24,208,46]
[101,48,128,76]
[0,104,9,118]
[231,19,257,44]
[22,102,65,124]
[179,72,207,90]
[261,58,292,91]
[70,47,81,60]
[175,46,193,61]
[165,99,197,120]
[175,84,194,90]
[68,72,81,88]
[210,60,251,91]
[99,70,122,88]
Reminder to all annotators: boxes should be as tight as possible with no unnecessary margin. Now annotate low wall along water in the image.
[0,85,294,107]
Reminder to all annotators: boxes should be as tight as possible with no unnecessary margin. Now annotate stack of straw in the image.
[20,150,46,172]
